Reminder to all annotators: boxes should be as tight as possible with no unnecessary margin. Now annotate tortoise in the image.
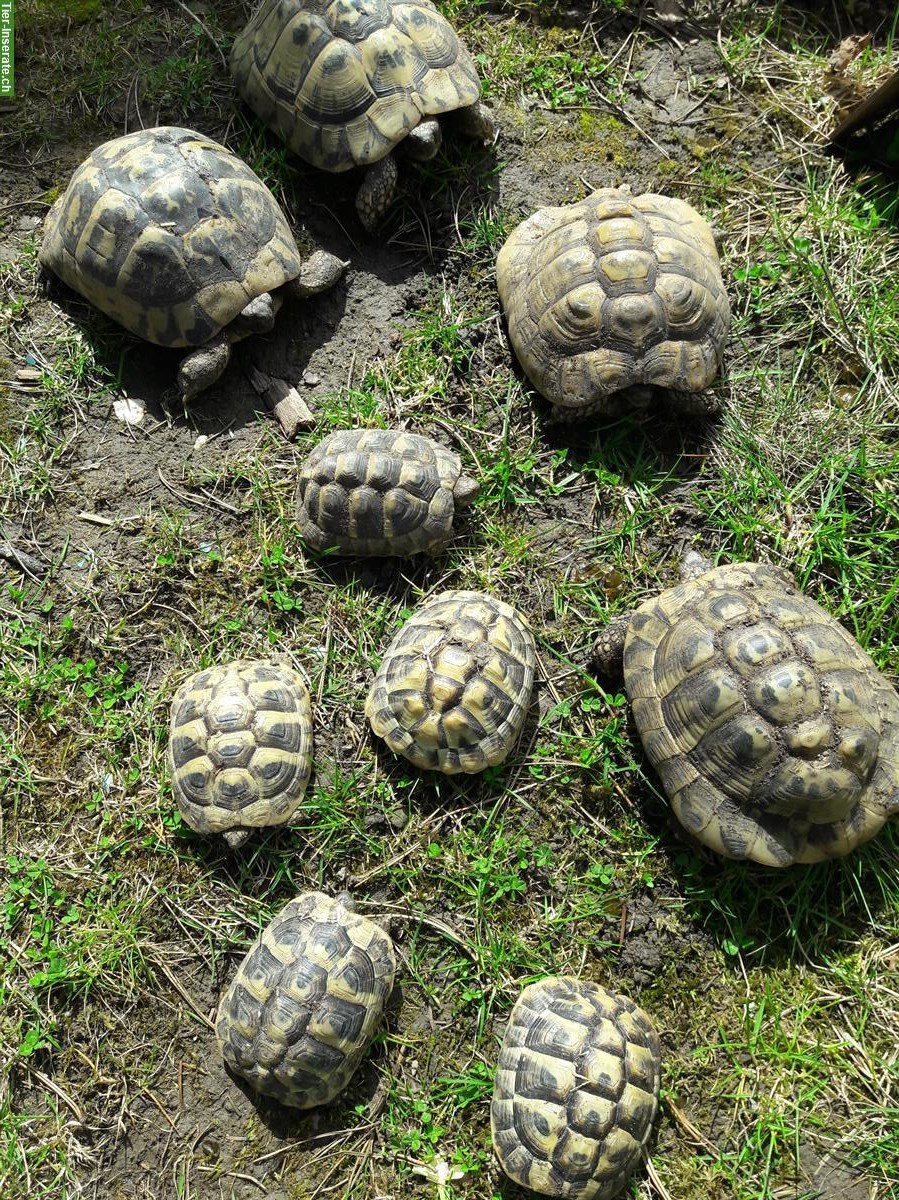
[366,590,536,773]
[39,126,346,398]
[216,890,396,1108]
[491,976,661,1200]
[295,428,479,556]
[230,0,495,230]
[167,659,313,848]
[591,553,899,866]
[495,188,730,418]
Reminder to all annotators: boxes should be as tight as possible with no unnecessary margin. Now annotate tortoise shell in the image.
[39,126,302,348]
[624,561,899,866]
[216,891,396,1108]
[295,428,479,556]
[365,590,536,773]
[167,660,313,845]
[230,0,482,172]
[491,976,661,1200]
[495,188,730,416]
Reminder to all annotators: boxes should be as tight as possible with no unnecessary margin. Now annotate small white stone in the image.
[113,397,145,426]
[194,434,209,450]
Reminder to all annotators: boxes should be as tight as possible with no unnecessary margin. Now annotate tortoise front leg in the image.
[356,154,399,232]
[402,118,442,161]
[452,100,497,143]
[288,250,349,298]
[178,332,232,400]
[589,613,632,679]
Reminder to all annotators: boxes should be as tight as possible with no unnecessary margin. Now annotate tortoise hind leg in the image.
[356,155,399,232]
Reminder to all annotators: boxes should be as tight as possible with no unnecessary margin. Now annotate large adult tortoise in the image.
[217,891,396,1108]
[296,428,479,556]
[366,590,536,773]
[167,659,313,848]
[40,126,346,398]
[491,976,661,1200]
[230,0,495,230]
[496,188,730,418]
[592,554,899,866]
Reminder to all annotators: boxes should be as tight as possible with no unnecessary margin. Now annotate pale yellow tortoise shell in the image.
[230,0,482,172]
[167,660,313,848]
[624,561,899,866]
[366,590,536,773]
[491,976,661,1200]
[40,126,302,349]
[216,891,396,1108]
[496,188,730,417]
[296,428,479,557]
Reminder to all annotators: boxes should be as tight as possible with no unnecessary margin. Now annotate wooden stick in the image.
[829,67,899,142]
[246,365,315,440]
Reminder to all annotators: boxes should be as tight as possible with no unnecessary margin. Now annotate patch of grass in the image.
[462,17,621,110]
[695,435,899,655]
[19,0,233,137]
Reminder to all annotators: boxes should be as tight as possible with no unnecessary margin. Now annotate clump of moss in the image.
[21,0,106,28]
[519,110,640,172]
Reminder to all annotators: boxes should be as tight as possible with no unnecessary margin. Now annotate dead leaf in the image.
[826,34,872,79]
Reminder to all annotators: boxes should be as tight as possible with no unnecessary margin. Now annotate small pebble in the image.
[113,397,145,426]
[387,808,409,833]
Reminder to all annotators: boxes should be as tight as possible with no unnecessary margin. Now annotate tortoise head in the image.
[453,473,480,507]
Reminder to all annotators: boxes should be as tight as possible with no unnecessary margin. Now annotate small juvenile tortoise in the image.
[366,590,535,773]
[491,976,661,1200]
[296,428,479,556]
[495,188,730,418]
[167,660,313,848]
[230,0,495,230]
[217,891,396,1108]
[40,126,346,398]
[592,554,899,867]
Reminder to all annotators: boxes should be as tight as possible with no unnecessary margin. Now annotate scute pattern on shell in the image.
[216,891,396,1108]
[491,976,661,1200]
[365,590,536,773]
[167,660,313,837]
[296,428,477,556]
[230,0,482,172]
[495,189,730,416]
[39,126,302,347]
[625,561,899,866]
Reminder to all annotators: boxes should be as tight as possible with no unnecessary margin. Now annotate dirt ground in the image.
[3,2,899,1199]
